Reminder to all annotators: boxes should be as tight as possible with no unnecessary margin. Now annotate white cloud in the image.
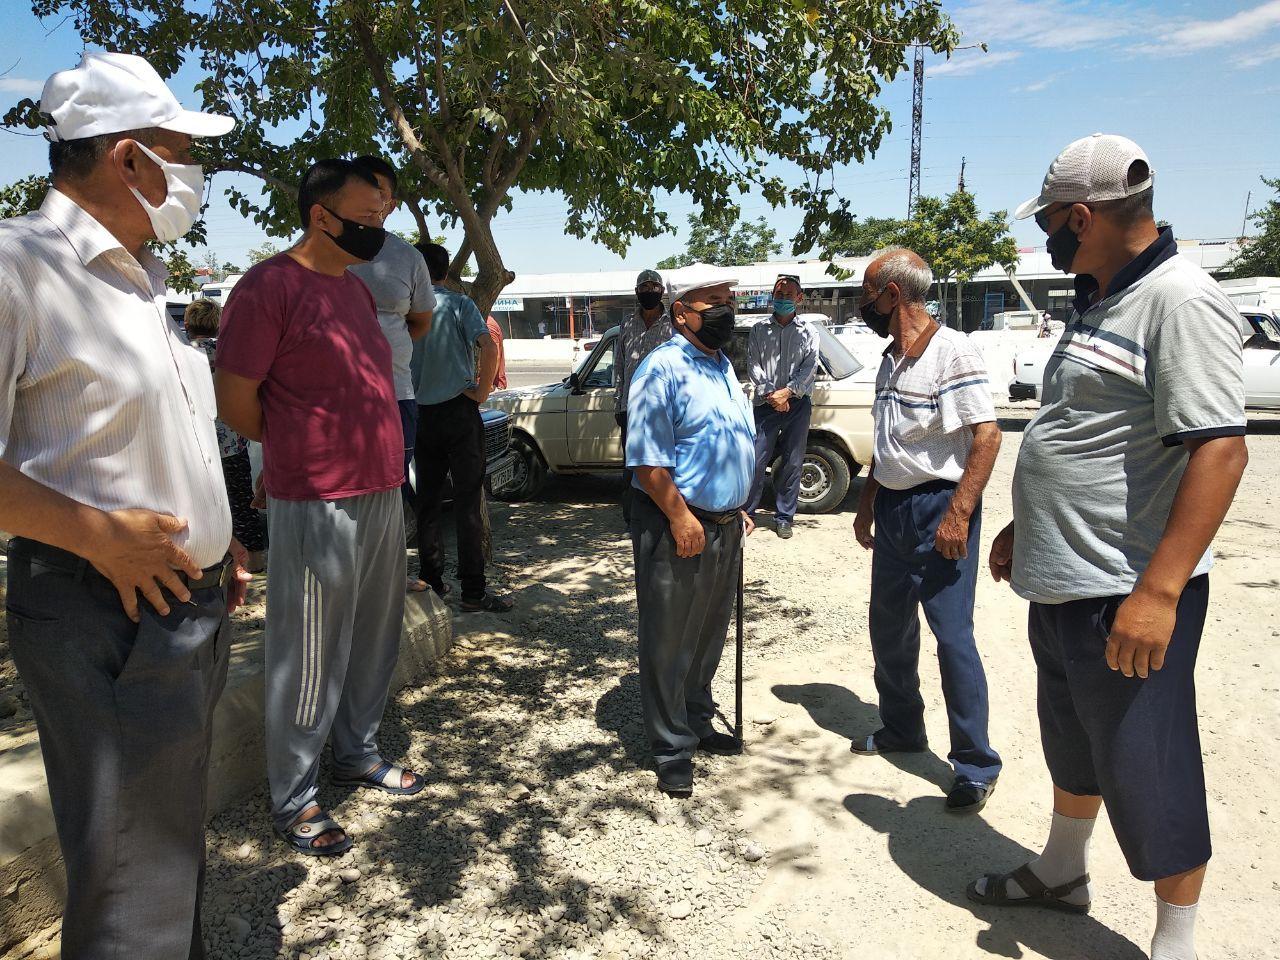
[1017,76,1056,92]
[1159,0,1280,52]
[0,77,43,95]
[927,50,1022,78]
[948,0,1143,51]
[1233,41,1280,67]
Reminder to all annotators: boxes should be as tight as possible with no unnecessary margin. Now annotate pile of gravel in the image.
[203,498,840,960]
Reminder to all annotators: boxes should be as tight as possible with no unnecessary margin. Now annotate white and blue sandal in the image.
[334,759,425,796]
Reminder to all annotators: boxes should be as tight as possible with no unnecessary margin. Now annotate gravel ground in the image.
[200,483,837,960]
[7,425,1279,959]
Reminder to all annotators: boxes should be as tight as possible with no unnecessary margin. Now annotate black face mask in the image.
[860,297,893,338]
[1046,219,1081,274]
[689,303,736,350]
[636,290,664,311]
[320,206,387,262]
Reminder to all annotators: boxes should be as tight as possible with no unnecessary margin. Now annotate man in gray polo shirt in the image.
[968,135,1249,960]
[348,155,436,593]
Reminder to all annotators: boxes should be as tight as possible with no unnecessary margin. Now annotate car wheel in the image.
[796,442,852,514]
[490,434,547,501]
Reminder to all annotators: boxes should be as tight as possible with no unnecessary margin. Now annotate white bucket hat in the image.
[41,51,234,142]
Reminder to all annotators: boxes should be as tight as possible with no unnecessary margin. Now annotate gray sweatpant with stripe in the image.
[264,488,406,829]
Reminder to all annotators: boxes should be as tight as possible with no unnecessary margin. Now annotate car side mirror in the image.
[568,371,583,393]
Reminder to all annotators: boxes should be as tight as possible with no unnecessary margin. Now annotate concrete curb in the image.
[0,588,454,959]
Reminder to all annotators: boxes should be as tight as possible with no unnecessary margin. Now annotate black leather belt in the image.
[10,537,230,591]
[687,505,742,525]
[635,491,742,525]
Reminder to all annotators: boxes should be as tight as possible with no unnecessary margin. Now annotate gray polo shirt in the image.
[1011,230,1248,604]
[349,234,436,401]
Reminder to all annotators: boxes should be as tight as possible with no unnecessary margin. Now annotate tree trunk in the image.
[956,279,965,331]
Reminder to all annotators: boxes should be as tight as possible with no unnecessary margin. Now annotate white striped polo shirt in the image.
[0,190,232,566]
[872,322,996,491]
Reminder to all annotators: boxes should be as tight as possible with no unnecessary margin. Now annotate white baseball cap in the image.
[666,273,738,304]
[1014,133,1153,221]
[41,51,234,142]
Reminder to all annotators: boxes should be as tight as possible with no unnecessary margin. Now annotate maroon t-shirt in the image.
[217,254,401,501]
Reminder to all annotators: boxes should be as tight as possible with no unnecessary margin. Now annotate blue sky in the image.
[2,0,1278,275]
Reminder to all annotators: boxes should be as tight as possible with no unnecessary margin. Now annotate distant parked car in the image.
[1009,309,1280,409]
[487,323,875,513]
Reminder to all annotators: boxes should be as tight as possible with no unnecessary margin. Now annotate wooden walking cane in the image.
[735,536,744,745]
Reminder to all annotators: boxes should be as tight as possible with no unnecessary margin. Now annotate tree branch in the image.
[350,14,452,196]
[214,161,294,197]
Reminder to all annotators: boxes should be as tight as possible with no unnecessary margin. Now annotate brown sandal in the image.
[966,863,1090,915]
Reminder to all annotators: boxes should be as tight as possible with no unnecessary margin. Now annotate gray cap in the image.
[1015,133,1153,220]
[635,269,663,288]
[666,273,738,304]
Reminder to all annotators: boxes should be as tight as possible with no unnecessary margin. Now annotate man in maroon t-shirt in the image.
[216,159,424,858]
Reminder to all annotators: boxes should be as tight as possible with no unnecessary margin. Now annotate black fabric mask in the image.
[636,290,664,311]
[1046,220,1081,274]
[321,206,387,261]
[690,303,736,350]
[860,298,893,338]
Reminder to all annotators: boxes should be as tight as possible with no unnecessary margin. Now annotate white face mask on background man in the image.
[124,140,206,242]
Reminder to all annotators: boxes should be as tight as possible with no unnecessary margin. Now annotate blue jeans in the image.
[869,480,1001,785]
[745,396,812,524]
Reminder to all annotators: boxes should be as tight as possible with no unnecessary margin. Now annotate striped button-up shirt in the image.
[745,314,820,404]
[615,310,675,414]
[0,190,232,567]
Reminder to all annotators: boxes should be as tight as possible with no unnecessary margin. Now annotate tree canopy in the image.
[5,0,957,312]
[819,188,1018,325]
[657,211,781,269]
[1228,176,1280,279]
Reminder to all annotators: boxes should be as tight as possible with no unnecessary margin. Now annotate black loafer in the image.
[656,759,694,796]
[698,732,743,755]
[946,778,996,815]
[775,520,793,539]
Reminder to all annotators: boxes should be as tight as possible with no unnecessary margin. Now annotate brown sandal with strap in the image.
[966,863,1091,915]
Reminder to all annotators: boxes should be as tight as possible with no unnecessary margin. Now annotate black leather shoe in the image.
[775,520,793,539]
[946,778,996,815]
[698,732,743,755]
[656,759,694,796]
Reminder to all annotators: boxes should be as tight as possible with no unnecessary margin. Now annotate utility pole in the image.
[1241,190,1252,238]
[908,0,924,219]
[957,156,967,193]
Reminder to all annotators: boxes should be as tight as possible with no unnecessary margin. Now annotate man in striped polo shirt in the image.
[851,249,1003,814]
[969,135,1248,960]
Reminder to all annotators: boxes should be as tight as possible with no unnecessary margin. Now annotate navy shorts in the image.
[1029,575,1211,881]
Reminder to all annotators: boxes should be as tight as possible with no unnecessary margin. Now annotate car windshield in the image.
[722,321,863,382]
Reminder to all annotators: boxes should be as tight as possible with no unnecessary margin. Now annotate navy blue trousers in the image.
[869,480,1001,785]
[1030,575,1211,880]
[746,396,812,524]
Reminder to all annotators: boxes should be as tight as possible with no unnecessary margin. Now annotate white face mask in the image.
[126,141,205,242]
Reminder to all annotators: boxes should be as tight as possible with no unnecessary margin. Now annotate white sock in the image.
[1150,897,1198,960]
[977,811,1095,904]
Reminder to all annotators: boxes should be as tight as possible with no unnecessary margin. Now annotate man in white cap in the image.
[615,268,670,523]
[0,52,249,959]
[968,134,1249,960]
[626,274,756,796]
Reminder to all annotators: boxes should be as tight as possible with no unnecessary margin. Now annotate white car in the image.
[486,323,876,513]
[1009,309,1280,409]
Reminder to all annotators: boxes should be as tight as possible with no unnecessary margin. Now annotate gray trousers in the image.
[630,493,743,764]
[265,489,406,829]
[6,539,229,960]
